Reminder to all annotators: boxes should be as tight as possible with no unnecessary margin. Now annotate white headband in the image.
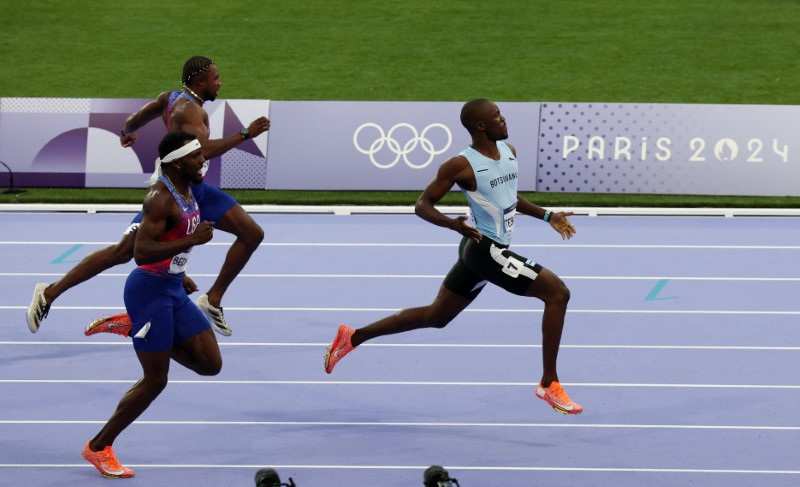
[157,139,202,165]
[148,139,203,185]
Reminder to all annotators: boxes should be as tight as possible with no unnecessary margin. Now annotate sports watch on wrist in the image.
[240,128,250,140]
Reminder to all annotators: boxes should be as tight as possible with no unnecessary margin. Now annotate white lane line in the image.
[0,464,798,474]
[2,306,800,315]
[1,380,799,388]
[2,342,799,351]
[3,272,800,281]
[2,241,800,249]
[2,420,798,431]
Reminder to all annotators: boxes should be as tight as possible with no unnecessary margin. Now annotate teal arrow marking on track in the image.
[645,279,677,301]
[51,244,84,264]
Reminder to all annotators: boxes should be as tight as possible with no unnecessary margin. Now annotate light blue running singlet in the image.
[459,141,519,246]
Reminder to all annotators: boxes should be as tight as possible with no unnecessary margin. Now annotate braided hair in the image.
[182,56,215,86]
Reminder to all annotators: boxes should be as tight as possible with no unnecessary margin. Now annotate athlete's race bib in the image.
[169,249,192,274]
[501,254,524,278]
[503,204,517,235]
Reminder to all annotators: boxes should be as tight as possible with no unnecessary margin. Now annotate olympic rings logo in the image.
[353,122,452,169]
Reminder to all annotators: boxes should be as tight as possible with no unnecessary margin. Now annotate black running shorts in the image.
[443,236,544,300]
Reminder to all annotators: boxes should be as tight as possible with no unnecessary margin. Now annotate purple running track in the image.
[0,211,798,486]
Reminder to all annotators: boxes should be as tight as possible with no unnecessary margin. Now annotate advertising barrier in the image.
[265,101,539,191]
[0,97,269,189]
[537,102,800,195]
[1,98,798,195]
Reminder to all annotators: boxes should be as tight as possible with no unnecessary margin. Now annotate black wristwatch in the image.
[240,128,250,140]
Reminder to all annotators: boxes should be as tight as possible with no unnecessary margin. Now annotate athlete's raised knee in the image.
[548,282,571,307]
[241,222,264,250]
[190,350,222,376]
[196,357,222,376]
[220,205,264,248]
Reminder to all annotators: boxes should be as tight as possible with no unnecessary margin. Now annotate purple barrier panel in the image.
[213,99,270,189]
[265,101,540,191]
[13,173,85,187]
[0,99,91,187]
[0,97,269,189]
[537,102,800,196]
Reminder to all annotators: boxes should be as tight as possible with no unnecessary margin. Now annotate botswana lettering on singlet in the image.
[489,171,518,189]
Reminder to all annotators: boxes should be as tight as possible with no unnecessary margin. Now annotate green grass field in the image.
[4,188,800,208]
[2,1,799,205]
[4,1,799,103]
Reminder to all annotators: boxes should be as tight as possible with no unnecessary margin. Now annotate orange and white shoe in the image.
[84,313,132,338]
[82,441,134,478]
[535,381,583,414]
[324,324,356,374]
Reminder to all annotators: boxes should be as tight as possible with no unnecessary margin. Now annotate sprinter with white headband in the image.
[149,137,204,183]
[82,131,222,479]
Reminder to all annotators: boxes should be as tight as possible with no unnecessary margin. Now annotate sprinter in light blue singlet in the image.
[459,140,519,246]
[324,99,585,416]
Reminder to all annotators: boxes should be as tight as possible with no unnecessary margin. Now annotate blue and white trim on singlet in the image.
[459,141,519,246]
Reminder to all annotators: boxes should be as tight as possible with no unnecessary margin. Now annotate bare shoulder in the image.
[172,97,204,116]
[504,142,517,157]
[142,182,174,217]
[144,90,171,111]
[170,99,208,135]
[439,154,470,172]
[437,154,476,189]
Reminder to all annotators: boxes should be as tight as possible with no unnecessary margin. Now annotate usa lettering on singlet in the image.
[459,141,519,245]
[138,176,201,276]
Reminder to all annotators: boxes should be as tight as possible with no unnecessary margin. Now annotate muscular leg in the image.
[44,231,136,305]
[522,268,571,387]
[169,329,222,376]
[352,285,473,347]
[206,205,263,307]
[89,348,170,450]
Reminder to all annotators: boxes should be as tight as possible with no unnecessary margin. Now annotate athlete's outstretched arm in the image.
[415,155,482,242]
[120,92,171,148]
[502,143,575,239]
[176,103,270,159]
[515,195,576,239]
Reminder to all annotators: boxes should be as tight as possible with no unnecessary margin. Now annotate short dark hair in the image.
[460,98,491,134]
[182,55,215,85]
[158,131,198,160]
